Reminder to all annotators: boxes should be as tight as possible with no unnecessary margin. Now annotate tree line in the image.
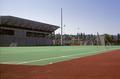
[53,33,120,45]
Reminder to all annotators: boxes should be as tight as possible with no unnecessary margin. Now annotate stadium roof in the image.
[0,16,59,33]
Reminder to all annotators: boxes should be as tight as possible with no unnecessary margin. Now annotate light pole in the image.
[63,25,66,45]
[61,8,63,46]
[77,27,80,45]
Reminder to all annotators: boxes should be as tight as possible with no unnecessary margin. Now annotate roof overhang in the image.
[0,16,59,33]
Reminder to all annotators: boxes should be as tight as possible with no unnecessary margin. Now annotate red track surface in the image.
[0,50,120,79]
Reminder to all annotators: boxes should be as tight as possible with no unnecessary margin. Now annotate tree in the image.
[117,33,120,45]
[104,34,112,45]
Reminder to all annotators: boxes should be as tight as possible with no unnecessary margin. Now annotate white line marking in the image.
[0,49,110,65]
[18,49,108,64]
[0,61,19,64]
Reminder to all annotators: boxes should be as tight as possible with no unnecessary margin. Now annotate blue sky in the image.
[1,0,120,35]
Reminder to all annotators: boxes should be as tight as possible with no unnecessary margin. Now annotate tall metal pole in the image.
[77,27,80,45]
[61,8,63,45]
[97,32,100,45]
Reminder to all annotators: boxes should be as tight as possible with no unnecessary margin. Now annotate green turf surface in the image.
[0,46,120,65]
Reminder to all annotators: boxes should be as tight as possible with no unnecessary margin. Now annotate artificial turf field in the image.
[0,46,120,65]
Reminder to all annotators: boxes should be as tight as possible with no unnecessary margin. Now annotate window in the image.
[0,28,14,35]
[26,32,46,38]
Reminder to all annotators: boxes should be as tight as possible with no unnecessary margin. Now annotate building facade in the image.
[0,16,59,46]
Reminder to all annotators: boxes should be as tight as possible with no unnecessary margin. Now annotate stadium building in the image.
[0,16,59,46]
